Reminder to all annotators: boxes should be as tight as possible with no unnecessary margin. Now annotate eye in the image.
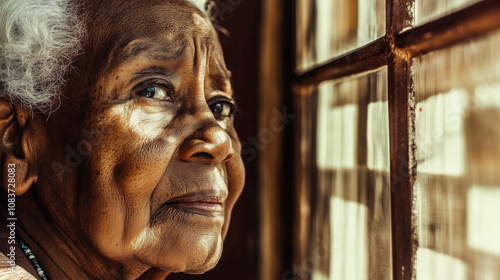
[209,100,236,120]
[136,83,174,102]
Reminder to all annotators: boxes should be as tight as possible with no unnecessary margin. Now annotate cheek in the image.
[221,140,245,236]
[111,138,176,213]
[107,104,180,204]
[110,103,176,140]
[225,154,245,209]
[82,106,179,259]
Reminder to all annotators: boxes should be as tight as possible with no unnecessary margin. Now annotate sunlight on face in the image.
[39,0,245,276]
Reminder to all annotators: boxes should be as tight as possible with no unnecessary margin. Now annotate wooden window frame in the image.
[289,1,500,280]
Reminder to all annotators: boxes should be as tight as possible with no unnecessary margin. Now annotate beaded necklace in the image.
[17,237,50,280]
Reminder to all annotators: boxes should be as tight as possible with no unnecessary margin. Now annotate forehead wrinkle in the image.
[191,12,213,35]
[113,40,187,67]
[191,35,209,84]
[212,56,232,81]
[209,73,233,94]
[132,66,176,78]
[207,47,232,93]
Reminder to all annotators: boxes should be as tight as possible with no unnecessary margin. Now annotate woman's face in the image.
[36,0,245,274]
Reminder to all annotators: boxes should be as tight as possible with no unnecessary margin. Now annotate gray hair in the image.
[0,0,84,113]
[0,0,217,113]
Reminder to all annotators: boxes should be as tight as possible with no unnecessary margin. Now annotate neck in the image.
[0,189,169,280]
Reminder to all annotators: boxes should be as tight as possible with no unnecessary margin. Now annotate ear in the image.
[0,97,41,196]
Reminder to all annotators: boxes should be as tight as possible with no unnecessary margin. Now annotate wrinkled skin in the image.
[0,0,245,279]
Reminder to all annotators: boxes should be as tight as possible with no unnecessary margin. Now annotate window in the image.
[292,1,500,280]
[413,31,500,280]
[312,68,392,280]
[296,0,385,70]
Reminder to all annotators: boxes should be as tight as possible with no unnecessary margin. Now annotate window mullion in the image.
[386,1,415,280]
[396,0,500,57]
[295,37,389,88]
[387,51,415,280]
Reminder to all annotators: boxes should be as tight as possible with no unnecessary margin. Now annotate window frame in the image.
[290,1,500,280]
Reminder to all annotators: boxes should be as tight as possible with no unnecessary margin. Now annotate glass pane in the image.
[311,67,392,280]
[415,0,482,25]
[296,0,385,71]
[413,30,500,280]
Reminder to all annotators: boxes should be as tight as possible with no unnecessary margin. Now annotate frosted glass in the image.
[467,186,500,257]
[312,67,392,280]
[367,101,390,172]
[415,0,481,25]
[317,88,358,170]
[416,248,467,280]
[414,30,500,280]
[415,89,467,176]
[296,0,385,71]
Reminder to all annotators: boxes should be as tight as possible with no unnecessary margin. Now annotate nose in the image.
[179,124,233,163]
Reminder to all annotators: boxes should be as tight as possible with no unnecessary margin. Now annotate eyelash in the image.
[209,97,237,120]
[133,80,235,119]
[134,79,175,102]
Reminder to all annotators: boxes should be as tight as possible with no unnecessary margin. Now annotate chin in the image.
[132,230,225,274]
[182,252,222,275]
[173,236,224,274]
[155,246,223,275]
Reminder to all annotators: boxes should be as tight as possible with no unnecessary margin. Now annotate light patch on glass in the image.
[467,185,500,257]
[416,248,467,280]
[475,83,500,108]
[367,101,390,172]
[330,197,368,280]
[314,0,334,64]
[316,82,358,170]
[415,0,480,25]
[415,89,467,176]
[311,271,329,280]
[317,104,358,169]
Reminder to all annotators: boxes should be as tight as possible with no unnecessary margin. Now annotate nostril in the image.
[179,125,232,163]
[193,152,214,160]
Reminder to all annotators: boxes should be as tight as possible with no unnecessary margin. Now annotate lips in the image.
[159,189,227,218]
[165,196,224,216]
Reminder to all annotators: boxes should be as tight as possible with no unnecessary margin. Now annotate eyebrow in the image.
[221,69,232,81]
[208,71,232,93]
[116,40,187,65]
[130,66,174,78]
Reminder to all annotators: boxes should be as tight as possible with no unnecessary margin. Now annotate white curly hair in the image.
[0,0,213,113]
[0,0,84,113]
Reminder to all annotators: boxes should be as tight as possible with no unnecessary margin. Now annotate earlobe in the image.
[0,98,40,196]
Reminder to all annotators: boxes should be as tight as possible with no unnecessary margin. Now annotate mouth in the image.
[155,189,227,220]
[165,195,224,216]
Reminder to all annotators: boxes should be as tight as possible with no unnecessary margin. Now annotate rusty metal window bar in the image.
[291,1,500,280]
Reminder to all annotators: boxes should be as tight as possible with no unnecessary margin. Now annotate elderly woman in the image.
[0,0,245,279]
